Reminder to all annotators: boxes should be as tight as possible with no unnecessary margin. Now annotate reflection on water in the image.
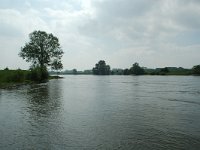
[25,80,63,149]
[0,76,200,150]
[27,81,62,117]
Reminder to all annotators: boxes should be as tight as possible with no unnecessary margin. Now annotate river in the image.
[0,75,200,149]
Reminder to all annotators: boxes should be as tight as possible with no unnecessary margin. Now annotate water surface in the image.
[0,76,200,149]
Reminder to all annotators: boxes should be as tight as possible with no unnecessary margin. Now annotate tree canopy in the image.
[51,59,63,73]
[192,65,200,75]
[130,62,145,75]
[19,30,64,69]
[160,67,169,73]
[92,60,110,75]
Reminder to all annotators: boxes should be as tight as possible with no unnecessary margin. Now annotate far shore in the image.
[1,74,199,90]
[0,76,64,89]
[0,67,199,89]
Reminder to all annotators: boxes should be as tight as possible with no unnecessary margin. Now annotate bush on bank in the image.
[0,67,49,85]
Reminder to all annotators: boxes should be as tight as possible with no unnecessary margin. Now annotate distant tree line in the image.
[92,60,145,75]
[91,60,200,76]
[54,61,200,76]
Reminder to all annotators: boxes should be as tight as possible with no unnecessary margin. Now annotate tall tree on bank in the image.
[92,60,110,75]
[19,30,64,79]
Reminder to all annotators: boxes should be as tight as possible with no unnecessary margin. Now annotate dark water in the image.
[0,76,200,150]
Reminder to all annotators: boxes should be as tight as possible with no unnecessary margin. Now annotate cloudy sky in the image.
[0,0,200,70]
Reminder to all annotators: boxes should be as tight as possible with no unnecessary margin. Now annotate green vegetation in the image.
[51,60,63,75]
[0,69,28,83]
[192,65,200,75]
[0,69,28,88]
[130,63,145,75]
[19,30,64,81]
[111,69,124,75]
[1,63,199,88]
[0,30,65,88]
[72,69,77,75]
[145,67,192,75]
[92,60,111,75]
[1,29,199,88]
[0,68,65,88]
[27,66,49,82]
[0,67,51,88]
[119,62,145,75]
[123,69,131,75]
[50,61,199,76]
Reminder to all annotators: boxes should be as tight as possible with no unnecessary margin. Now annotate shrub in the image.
[0,69,26,83]
[27,66,49,82]
[10,69,25,82]
[192,65,200,75]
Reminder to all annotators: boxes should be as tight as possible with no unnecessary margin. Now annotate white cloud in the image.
[0,8,50,69]
[0,0,200,70]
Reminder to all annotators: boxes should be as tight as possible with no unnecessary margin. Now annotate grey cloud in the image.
[0,22,23,37]
[77,0,200,68]
[93,0,158,19]
[174,9,200,30]
[79,0,200,44]
[0,0,200,69]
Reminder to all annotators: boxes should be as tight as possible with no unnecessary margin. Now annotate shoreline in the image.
[1,74,199,89]
[0,76,64,89]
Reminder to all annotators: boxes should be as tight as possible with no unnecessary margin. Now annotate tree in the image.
[4,67,9,71]
[160,67,169,73]
[130,62,145,75]
[123,68,130,75]
[159,67,169,75]
[72,69,77,75]
[92,60,110,75]
[192,65,200,75]
[19,30,64,71]
[51,60,63,75]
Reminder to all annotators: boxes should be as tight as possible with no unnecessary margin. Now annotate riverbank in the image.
[0,69,63,89]
[0,77,63,89]
[0,68,198,89]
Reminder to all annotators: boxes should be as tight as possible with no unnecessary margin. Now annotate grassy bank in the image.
[0,68,50,88]
[0,68,65,88]
[0,69,28,82]
[0,69,28,88]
